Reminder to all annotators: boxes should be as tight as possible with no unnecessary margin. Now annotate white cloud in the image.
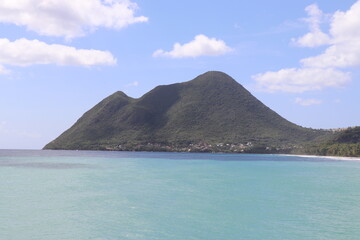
[330,1,360,44]
[295,1,360,68]
[153,34,232,58]
[294,31,331,48]
[0,38,116,67]
[0,0,148,39]
[292,4,331,47]
[254,1,360,93]
[126,81,139,87]
[295,98,323,106]
[253,68,351,93]
[301,41,360,68]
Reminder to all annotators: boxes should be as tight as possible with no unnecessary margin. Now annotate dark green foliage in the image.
[299,127,360,157]
[332,127,360,144]
[44,71,326,151]
[301,143,360,157]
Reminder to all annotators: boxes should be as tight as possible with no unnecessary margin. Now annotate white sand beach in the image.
[281,154,360,161]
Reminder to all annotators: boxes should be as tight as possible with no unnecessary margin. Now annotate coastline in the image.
[280,154,360,161]
[2,148,360,161]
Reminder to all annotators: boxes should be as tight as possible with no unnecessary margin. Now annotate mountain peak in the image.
[113,91,131,99]
[44,71,324,151]
[200,70,231,77]
[191,71,237,84]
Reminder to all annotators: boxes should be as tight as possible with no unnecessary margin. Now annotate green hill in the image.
[333,127,360,144]
[44,71,326,152]
[300,127,360,157]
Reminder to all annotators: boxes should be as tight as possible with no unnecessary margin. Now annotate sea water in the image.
[1,150,360,240]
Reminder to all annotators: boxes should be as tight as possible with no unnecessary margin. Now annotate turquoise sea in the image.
[1,150,360,240]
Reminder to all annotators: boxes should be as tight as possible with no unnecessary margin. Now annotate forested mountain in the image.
[44,71,327,152]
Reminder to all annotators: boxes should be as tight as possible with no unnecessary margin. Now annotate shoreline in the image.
[280,154,360,161]
[2,149,360,161]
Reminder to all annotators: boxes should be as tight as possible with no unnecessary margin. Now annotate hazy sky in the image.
[1,0,359,149]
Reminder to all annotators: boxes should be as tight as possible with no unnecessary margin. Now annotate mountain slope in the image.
[44,71,324,151]
[299,127,360,157]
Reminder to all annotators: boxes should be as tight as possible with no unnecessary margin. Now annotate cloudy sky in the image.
[1,0,359,149]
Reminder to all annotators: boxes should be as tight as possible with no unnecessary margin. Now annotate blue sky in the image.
[0,0,359,149]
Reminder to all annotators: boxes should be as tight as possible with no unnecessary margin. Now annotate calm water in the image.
[1,150,360,240]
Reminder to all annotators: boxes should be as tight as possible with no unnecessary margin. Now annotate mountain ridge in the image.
[44,71,326,152]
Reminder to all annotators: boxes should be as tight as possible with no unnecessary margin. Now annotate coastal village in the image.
[114,142,254,153]
[111,141,295,153]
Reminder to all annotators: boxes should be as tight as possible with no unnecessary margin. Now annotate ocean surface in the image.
[1,150,360,240]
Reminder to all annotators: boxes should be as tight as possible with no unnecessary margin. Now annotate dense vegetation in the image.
[44,71,329,152]
[298,127,360,157]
